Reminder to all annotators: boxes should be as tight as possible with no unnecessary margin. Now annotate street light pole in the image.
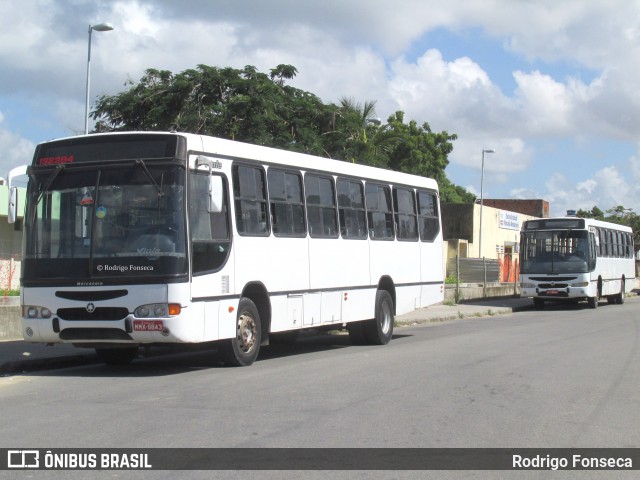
[478,148,495,258]
[85,23,114,135]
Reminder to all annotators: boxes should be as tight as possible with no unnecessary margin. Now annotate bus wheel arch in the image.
[588,277,602,309]
[240,282,271,345]
[221,282,271,367]
[377,276,396,315]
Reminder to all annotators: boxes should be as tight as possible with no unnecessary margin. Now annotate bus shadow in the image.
[536,300,620,311]
[25,332,412,378]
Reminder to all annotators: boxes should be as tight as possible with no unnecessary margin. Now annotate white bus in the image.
[520,215,635,309]
[12,132,444,366]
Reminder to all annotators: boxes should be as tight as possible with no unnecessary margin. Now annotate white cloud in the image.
[0,113,36,176]
[3,0,640,219]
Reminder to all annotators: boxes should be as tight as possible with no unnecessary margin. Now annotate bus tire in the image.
[222,298,261,367]
[587,296,598,309]
[95,346,138,365]
[363,290,394,345]
[616,280,625,305]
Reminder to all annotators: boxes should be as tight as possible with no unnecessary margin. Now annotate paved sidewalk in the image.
[0,296,534,375]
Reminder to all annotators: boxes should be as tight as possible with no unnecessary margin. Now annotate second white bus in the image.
[520,215,635,309]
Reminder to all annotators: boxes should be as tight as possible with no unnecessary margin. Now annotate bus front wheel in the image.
[221,298,261,367]
[587,296,598,309]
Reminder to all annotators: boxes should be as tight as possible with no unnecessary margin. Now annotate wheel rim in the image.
[380,300,392,334]
[237,312,257,354]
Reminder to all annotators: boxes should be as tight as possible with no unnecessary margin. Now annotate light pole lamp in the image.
[478,148,495,258]
[85,23,114,135]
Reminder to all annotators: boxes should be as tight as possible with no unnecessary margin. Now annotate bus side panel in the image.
[201,301,220,341]
[369,240,421,315]
[341,288,377,323]
[308,237,369,290]
[420,238,445,307]
[321,291,342,324]
[269,295,295,333]
[234,235,309,294]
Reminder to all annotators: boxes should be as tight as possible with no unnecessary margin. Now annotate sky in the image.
[2,0,640,217]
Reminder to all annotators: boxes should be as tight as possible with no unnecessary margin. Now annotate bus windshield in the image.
[520,230,593,274]
[23,162,187,285]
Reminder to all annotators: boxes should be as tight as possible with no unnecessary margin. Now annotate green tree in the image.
[93,64,333,155]
[328,98,401,167]
[91,63,473,202]
[577,206,605,219]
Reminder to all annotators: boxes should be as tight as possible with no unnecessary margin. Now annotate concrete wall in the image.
[0,301,21,341]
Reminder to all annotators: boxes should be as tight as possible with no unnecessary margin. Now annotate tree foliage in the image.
[92,63,472,202]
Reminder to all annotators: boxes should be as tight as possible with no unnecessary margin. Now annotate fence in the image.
[447,255,520,302]
[447,255,520,284]
[0,256,20,293]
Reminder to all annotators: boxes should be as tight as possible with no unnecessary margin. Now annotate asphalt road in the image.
[1,298,639,479]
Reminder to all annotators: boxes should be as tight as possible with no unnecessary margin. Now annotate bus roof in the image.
[522,216,632,233]
[34,131,439,192]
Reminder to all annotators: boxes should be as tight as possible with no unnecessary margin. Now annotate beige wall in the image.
[470,203,537,259]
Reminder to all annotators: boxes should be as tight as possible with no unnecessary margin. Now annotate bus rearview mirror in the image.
[8,186,17,224]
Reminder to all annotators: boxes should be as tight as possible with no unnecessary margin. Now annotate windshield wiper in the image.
[135,159,164,197]
[36,164,66,205]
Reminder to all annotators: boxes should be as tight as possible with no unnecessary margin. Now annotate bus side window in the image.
[365,183,394,240]
[189,172,230,274]
[337,178,367,239]
[305,173,338,238]
[233,164,269,236]
[417,190,440,242]
[268,168,306,237]
[393,187,418,241]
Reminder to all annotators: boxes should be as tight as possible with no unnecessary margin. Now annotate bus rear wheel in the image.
[363,290,394,345]
[221,298,261,367]
[616,280,625,305]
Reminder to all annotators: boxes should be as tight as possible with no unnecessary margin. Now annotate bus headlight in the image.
[134,303,181,318]
[24,305,52,319]
[571,282,589,287]
[520,283,535,289]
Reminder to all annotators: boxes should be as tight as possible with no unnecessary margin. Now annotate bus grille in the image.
[59,328,132,341]
[57,307,129,321]
[530,276,577,282]
[538,283,569,289]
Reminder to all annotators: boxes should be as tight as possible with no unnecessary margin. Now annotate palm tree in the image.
[337,98,400,167]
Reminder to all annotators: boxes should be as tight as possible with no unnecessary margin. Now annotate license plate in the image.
[133,320,164,332]
[545,290,559,295]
